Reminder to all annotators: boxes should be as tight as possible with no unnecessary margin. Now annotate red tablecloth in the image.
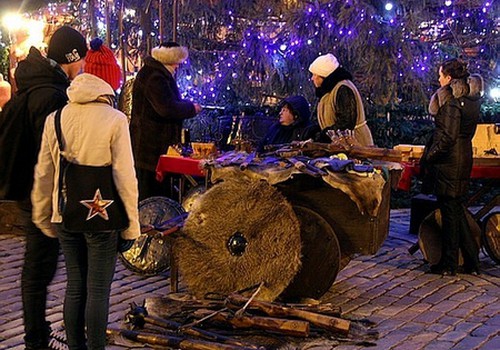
[155,156,205,182]
[398,161,500,191]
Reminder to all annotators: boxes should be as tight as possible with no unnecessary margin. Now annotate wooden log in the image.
[266,141,402,162]
[146,296,225,319]
[142,314,262,349]
[301,142,402,162]
[291,141,402,162]
[349,146,402,162]
[106,328,259,350]
[194,309,310,337]
[285,303,342,317]
[227,294,350,335]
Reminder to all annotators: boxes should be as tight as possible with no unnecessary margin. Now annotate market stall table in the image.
[397,158,500,192]
[151,152,398,299]
[155,155,207,203]
[398,158,500,219]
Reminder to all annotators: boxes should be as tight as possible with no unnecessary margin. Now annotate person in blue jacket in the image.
[258,95,319,152]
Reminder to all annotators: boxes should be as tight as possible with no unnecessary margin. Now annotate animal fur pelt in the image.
[321,170,386,216]
[175,178,302,301]
[428,76,483,115]
[209,162,387,217]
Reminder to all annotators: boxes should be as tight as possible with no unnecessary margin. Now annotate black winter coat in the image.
[130,57,197,171]
[422,81,482,198]
[2,47,69,200]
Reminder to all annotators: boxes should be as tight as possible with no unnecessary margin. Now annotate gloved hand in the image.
[118,237,135,253]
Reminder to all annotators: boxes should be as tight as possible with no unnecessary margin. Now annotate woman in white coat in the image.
[32,38,140,350]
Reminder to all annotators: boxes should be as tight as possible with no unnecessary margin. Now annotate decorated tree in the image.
[165,1,498,109]
[2,0,498,126]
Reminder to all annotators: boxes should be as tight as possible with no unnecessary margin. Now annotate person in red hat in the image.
[32,37,139,350]
[84,38,122,91]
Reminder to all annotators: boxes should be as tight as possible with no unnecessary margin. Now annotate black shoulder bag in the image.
[55,108,129,232]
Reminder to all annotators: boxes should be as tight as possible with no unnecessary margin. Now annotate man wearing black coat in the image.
[3,26,87,349]
[130,42,201,200]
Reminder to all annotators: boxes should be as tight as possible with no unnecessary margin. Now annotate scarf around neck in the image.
[315,67,353,98]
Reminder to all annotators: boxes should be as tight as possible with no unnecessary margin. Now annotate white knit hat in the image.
[308,53,340,77]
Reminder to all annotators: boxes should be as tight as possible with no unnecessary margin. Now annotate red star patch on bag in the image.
[80,189,114,221]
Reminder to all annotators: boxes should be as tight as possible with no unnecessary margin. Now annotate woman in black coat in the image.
[257,95,318,152]
[130,42,201,200]
[422,59,483,275]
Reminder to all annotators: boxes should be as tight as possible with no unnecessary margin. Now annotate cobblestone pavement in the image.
[1,206,499,350]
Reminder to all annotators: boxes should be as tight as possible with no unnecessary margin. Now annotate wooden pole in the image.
[7,32,17,93]
[172,0,178,42]
[138,314,261,349]
[194,310,310,337]
[105,0,111,45]
[118,0,127,82]
[141,5,152,56]
[227,294,351,335]
[89,0,98,38]
[159,0,164,42]
[106,328,259,350]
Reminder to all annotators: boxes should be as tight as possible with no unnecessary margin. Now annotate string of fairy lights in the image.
[1,0,499,106]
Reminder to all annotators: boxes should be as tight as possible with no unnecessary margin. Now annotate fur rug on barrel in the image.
[174,178,302,301]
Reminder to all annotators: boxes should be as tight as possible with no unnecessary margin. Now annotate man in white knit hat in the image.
[309,53,373,146]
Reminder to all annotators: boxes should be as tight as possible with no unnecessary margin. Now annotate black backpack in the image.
[0,85,54,200]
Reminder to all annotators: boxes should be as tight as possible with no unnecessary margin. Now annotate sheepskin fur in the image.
[428,76,483,115]
[175,178,302,301]
[467,74,484,98]
[151,45,188,65]
[322,170,386,216]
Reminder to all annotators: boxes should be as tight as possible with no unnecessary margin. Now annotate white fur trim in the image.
[151,46,189,65]
[468,74,483,97]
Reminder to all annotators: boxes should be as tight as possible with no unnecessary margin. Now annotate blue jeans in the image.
[18,199,60,349]
[58,229,118,350]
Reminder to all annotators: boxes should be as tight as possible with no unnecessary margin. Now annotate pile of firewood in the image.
[106,292,378,349]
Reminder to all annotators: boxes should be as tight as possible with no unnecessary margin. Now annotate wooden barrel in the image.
[174,178,342,302]
[280,205,340,301]
[418,209,481,265]
[482,211,500,264]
